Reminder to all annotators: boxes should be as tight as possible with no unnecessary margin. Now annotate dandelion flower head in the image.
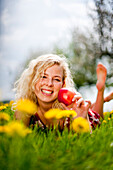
[0,105,7,111]
[110,110,113,114]
[103,120,107,123]
[1,121,32,137]
[44,109,77,119]
[44,109,61,119]
[15,99,38,115]
[72,117,90,133]
[0,112,10,121]
[55,110,77,119]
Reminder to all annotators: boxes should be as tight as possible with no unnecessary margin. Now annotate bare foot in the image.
[104,91,113,102]
[96,63,107,91]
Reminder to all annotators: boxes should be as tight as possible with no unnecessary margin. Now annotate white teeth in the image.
[42,90,52,94]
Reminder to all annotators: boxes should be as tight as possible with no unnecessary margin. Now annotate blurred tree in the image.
[54,30,100,88]
[91,0,113,58]
[90,0,113,82]
[19,1,112,89]
[54,0,113,88]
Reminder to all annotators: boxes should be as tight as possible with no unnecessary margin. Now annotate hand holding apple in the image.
[58,88,91,119]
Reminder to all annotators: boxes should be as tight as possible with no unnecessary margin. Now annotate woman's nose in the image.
[47,78,53,86]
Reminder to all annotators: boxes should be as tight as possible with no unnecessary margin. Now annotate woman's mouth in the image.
[41,89,53,96]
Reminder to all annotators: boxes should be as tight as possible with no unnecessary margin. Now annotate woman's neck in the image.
[37,100,55,126]
[38,100,53,115]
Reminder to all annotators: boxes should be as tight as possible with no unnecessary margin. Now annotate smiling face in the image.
[34,64,64,106]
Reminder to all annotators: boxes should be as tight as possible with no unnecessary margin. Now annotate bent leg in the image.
[91,91,113,110]
[92,63,107,118]
[104,91,113,102]
[96,63,107,91]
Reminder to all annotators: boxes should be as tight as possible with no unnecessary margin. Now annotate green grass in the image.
[0,103,113,170]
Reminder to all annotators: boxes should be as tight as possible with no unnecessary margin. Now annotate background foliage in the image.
[54,0,113,88]
[19,0,113,90]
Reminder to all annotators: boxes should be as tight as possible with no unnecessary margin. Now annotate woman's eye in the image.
[54,79,60,82]
[41,75,47,79]
[43,76,47,78]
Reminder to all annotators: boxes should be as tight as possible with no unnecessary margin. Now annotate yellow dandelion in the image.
[44,109,61,119]
[103,120,107,123]
[2,121,32,137]
[4,103,9,107]
[56,110,77,119]
[44,109,77,120]
[110,110,113,114]
[0,126,5,133]
[103,112,109,116]
[0,112,10,121]
[0,106,6,111]
[9,100,14,106]
[72,117,90,133]
[15,99,38,115]
[108,118,111,120]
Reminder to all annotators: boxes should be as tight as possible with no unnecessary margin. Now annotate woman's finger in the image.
[84,100,91,109]
[60,103,69,110]
[76,98,85,107]
[72,94,82,102]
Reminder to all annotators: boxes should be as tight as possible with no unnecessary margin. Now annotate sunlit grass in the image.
[0,101,113,170]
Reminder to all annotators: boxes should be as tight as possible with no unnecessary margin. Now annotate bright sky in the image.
[0,0,112,111]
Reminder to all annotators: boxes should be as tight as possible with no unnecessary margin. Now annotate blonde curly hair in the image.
[14,54,75,105]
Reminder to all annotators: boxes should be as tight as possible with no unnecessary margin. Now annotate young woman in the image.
[14,54,113,130]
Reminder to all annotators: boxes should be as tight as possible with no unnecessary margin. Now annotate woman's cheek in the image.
[34,82,40,94]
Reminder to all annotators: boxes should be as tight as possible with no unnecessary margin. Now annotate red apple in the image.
[58,88,76,106]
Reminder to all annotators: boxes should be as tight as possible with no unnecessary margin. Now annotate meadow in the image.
[0,101,113,170]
